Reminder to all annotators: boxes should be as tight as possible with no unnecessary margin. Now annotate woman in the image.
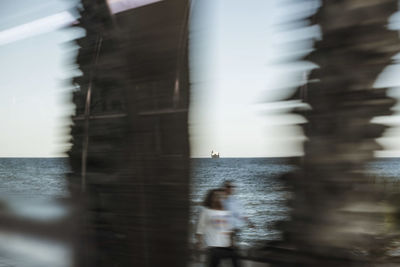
[196,189,241,267]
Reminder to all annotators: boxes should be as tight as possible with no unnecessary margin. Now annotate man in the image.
[222,180,255,232]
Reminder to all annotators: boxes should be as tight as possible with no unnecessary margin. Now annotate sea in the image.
[0,157,399,266]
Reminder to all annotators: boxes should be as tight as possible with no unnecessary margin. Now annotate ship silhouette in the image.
[211,150,220,158]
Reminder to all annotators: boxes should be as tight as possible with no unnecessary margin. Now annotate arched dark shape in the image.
[68,0,191,266]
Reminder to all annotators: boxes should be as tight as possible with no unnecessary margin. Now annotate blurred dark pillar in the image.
[68,0,190,266]
[273,1,400,265]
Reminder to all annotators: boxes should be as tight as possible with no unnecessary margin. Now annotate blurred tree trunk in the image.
[68,1,191,266]
[272,0,400,265]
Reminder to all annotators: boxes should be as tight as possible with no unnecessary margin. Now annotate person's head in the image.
[203,188,226,209]
[223,180,235,196]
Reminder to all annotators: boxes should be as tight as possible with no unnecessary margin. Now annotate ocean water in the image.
[0,158,70,221]
[0,157,399,266]
[190,158,294,247]
[190,157,400,247]
[0,158,71,267]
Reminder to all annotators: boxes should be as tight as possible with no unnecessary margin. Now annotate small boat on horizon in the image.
[211,150,220,158]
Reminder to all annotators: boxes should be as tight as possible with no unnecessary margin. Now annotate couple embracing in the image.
[196,181,254,267]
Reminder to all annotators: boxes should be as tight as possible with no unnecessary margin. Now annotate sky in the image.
[0,0,82,157]
[189,0,313,157]
[1,0,400,157]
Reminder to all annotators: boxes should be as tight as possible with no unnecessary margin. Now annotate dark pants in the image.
[207,247,241,267]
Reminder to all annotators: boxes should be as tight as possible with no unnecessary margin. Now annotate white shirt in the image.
[196,208,233,247]
[223,196,245,228]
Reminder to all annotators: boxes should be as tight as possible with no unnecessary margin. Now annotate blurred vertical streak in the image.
[68,0,191,266]
[265,0,400,265]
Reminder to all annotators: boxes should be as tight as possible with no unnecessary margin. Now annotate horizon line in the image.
[1,156,400,159]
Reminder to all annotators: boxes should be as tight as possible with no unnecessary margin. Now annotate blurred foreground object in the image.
[68,0,190,266]
[266,0,400,266]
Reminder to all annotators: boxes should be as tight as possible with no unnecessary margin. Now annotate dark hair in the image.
[223,180,234,188]
[203,188,225,208]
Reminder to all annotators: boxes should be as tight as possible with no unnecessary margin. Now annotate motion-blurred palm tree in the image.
[271,0,400,265]
[68,0,190,266]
